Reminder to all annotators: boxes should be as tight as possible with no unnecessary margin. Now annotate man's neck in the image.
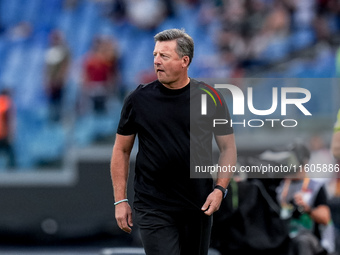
[161,77,190,90]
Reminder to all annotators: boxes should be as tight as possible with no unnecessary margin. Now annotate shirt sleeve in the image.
[213,90,234,136]
[116,91,137,135]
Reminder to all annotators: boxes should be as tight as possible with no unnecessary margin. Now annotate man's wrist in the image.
[214,185,228,198]
[114,199,128,206]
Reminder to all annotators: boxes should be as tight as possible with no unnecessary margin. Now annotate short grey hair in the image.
[154,28,194,66]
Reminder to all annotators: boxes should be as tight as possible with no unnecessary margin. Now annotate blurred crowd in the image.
[95,0,340,78]
[1,0,339,110]
[58,0,340,83]
[213,0,339,68]
[0,0,339,168]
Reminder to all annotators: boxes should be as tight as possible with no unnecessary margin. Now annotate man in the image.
[110,28,237,255]
[44,30,70,122]
[82,36,118,115]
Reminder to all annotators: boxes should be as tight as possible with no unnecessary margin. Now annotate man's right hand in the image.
[115,202,133,233]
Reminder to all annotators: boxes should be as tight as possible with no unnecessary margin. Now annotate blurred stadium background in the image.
[0,0,339,254]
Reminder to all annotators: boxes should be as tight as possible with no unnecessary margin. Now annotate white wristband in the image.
[114,199,128,206]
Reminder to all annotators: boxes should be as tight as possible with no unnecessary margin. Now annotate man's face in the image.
[153,40,187,86]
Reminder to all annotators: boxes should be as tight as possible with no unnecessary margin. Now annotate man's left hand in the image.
[201,189,223,216]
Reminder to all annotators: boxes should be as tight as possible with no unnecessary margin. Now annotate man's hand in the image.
[201,189,223,216]
[115,202,133,233]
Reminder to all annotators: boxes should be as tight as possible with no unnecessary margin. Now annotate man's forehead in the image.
[154,40,177,52]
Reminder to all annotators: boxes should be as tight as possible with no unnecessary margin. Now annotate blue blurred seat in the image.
[259,36,291,63]
[0,0,22,27]
[289,28,315,51]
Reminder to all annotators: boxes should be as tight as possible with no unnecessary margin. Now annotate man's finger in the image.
[204,202,218,216]
[204,207,214,216]
[128,211,133,227]
[122,226,132,233]
[201,198,212,212]
[119,219,132,233]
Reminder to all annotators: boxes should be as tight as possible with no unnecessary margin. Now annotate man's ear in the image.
[182,56,190,68]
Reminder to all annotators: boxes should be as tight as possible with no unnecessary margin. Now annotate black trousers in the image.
[135,207,212,255]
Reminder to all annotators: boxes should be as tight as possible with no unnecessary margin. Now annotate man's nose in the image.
[154,54,161,65]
